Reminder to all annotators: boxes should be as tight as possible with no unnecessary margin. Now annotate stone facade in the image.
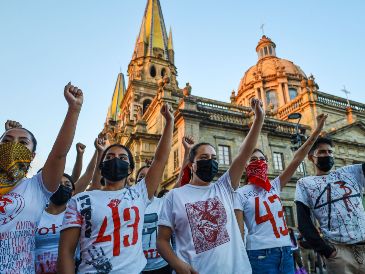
[103,0,365,227]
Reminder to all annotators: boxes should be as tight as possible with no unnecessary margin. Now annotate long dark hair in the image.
[189,142,214,163]
[1,128,37,152]
[99,144,135,171]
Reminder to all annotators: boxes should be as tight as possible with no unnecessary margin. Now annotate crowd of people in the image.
[0,82,364,274]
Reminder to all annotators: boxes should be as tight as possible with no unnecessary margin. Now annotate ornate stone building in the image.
[103,0,365,226]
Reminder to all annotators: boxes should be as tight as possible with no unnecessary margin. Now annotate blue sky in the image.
[1,0,364,175]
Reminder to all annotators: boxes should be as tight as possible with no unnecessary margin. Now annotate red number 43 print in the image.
[94,199,140,256]
[255,195,288,238]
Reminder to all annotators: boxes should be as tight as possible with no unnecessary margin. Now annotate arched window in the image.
[161,68,166,77]
[143,99,152,114]
[150,65,156,78]
[289,88,298,100]
[266,90,278,108]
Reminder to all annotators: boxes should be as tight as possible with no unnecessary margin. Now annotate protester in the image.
[157,99,265,274]
[35,137,104,273]
[295,136,365,274]
[175,136,195,188]
[35,174,76,274]
[0,82,83,274]
[234,114,327,274]
[136,165,172,274]
[58,104,174,274]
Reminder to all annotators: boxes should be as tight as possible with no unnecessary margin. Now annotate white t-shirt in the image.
[159,171,252,274]
[0,172,52,274]
[295,164,365,244]
[142,197,168,271]
[234,177,291,250]
[62,180,152,274]
[35,210,64,273]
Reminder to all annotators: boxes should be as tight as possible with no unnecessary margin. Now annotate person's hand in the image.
[251,98,264,122]
[94,137,107,153]
[182,136,195,151]
[76,143,86,154]
[174,261,198,274]
[64,82,83,111]
[5,120,22,130]
[316,113,328,131]
[160,103,174,123]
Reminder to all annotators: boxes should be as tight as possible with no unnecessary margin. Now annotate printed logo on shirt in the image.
[185,196,230,254]
[143,213,161,259]
[78,194,92,238]
[36,224,60,235]
[313,180,361,231]
[36,252,57,274]
[85,245,112,274]
[0,192,25,225]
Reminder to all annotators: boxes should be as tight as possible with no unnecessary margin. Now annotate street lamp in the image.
[288,113,307,176]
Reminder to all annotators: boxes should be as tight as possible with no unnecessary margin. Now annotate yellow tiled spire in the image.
[107,73,126,122]
[134,0,169,60]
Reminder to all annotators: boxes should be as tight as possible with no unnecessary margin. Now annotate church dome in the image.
[238,36,307,92]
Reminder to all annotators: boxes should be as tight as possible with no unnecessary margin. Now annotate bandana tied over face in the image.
[246,160,271,191]
[0,142,32,195]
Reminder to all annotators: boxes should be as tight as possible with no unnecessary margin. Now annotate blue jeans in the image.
[247,246,294,274]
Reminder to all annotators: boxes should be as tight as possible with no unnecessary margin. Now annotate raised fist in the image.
[316,113,328,131]
[250,98,264,121]
[64,82,83,111]
[182,136,195,151]
[76,143,86,154]
[160,103,174,122]
[5,120,22,130]
[94,137,107,153]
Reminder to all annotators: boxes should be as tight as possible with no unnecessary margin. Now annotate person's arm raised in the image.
[145,104,174,199]
[87,137,107,191]
[42,82,83,192]
[229,99,264,190]
[74,150,98,194]
[174,136,194,188]
[71,143,86,182]
[279,114,327,189]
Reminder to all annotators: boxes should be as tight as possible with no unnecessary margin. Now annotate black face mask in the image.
[315,156,334,172]
[100,158,130,182]
[195,159,219,182]
[50,185,73,206]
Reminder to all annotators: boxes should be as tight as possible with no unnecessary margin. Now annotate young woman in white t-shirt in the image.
[157,99,264,274]
[35,173,76,274]
[58,104,174,274]
[234,114,327,274]
[35,138,105,273]
[0,82,84,274]
[136,165,172,274]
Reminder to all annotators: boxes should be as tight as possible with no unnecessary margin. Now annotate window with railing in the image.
[218,145,231,165]
[289,88,298,100]
[273,152,284,171]
[266,90,278,109]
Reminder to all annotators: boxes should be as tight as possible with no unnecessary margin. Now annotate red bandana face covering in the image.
[245,160,271,191]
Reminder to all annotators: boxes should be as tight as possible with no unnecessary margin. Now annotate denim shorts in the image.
[247,246,294,274]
